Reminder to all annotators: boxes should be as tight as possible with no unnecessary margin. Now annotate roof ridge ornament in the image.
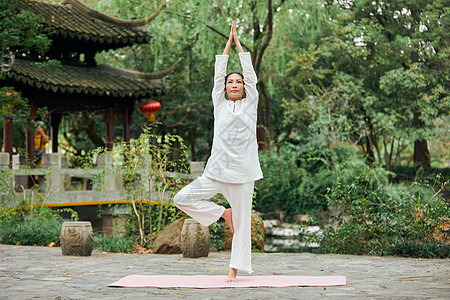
[61,0,165,30]
[1,49,15,73]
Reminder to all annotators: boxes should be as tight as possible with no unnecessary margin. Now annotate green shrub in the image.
[82,127,188,248]
[391,241,450,258]
[93,234,135,253]
[320,167,450,257]
[255,140,375,219]
[0,207,78,246]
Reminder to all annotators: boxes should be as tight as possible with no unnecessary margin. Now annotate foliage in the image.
[123,204,182,248]
[209,222,224,252]
[255,130,385,219]
[0,169,15,205]
[32,60,65,75]
[93,234,135,253]
[390,241,450,258]
[80,125,189,248]
[121,126,188,246]
[0,88,31,127]
[1,0,51,132]
[0,0,51,72]
[251,216,264,252]
[1,0,448,172]
[0,165,78,247]
[83,0,294,158]
[0,206,78,246]
[320,167,450,257]
[284,0,449,170]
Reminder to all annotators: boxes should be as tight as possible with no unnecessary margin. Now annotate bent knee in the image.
[173,191,186,208]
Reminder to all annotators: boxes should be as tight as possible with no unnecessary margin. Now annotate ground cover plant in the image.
[0,166,79,246]
[0,206,78,246]
[319,167,449,258]
[93,234,135,253]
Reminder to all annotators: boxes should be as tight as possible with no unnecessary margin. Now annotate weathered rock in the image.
[251,215,265,252]
[264,211,286,222]
[152,218,185,254]
[60,221,93,256]
[180,219,210,258]
[223,214,265,252]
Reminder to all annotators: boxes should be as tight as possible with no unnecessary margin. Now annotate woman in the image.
[174,21,262,283]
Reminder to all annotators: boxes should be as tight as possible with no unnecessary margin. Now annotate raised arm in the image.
[233,22,257,105]
[212,24,234,106]
[239,52,258,106]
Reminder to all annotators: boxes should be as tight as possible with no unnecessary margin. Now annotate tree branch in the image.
[205,24,251,52]
[274,0,287,12]
[255,0,273,73]
[162,10,192,19]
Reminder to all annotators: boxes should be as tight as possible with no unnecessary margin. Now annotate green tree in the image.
[0,0,50,75]
[86,0,292,156]
[0,0,51,116]
[284,0,449,171]
[1,0,51,154]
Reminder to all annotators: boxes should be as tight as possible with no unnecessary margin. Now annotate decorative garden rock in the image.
[251,215,265,252]
[152,218,185,254]
[180,219,210,258]
[223,214,264,252]
[60,221,93,256]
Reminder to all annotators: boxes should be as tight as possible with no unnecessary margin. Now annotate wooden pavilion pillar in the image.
[122,100,134,145]
[26,100,37,166]
[49,113,62,153]
[105,106,114,150]
[3,117,13,164]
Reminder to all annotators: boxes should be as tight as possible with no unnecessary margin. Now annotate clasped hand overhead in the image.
[223,21,244,55]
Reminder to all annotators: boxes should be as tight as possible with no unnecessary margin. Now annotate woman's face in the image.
[225,73,244,101]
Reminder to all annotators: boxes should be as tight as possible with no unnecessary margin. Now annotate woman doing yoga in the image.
[173,21,263,283]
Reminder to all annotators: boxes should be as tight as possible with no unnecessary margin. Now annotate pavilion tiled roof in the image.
[7,59,164,98]
[17,0,159,47]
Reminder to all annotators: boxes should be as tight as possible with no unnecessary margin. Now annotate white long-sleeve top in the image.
[203,52,263,184]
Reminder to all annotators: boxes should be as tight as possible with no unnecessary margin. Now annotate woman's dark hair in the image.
[224,72,244,86]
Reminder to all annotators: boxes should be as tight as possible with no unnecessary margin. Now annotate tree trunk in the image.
[413,111,431,175]
[189,129,197,161]
[414,139,431,173]
[257,81,272,150]
[365,136,376,164]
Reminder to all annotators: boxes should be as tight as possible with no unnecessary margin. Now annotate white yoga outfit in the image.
[174,52,263,273]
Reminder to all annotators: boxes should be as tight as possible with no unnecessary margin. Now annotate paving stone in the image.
[0,244,448,299]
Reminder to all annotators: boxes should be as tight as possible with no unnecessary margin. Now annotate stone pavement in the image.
[0,244,448,300]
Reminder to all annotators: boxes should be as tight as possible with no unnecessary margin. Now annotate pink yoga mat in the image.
[108,274,347,289]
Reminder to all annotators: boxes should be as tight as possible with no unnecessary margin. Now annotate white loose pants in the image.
[173,176,254,273]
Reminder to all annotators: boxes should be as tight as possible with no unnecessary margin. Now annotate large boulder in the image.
[152,218,185,254]
[180,219,210,258]
[223,214,265,252]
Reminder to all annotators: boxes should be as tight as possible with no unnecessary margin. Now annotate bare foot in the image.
[225,268,237,283]
[221,208,234,234]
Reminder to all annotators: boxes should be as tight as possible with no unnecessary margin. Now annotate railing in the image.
[0,152,204,208]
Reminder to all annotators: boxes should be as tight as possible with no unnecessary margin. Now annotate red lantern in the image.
[139,100,161,123]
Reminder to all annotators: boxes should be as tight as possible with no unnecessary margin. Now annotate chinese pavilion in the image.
[2,0,180,163]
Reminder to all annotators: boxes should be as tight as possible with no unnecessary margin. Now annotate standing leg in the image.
[173,176,225,227]
[222,181,254,274]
